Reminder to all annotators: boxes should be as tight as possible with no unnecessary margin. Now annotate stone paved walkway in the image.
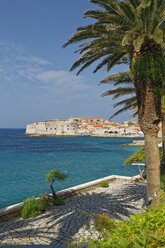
[0,181,146,247]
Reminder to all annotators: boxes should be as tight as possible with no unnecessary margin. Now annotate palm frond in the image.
[106,52,127,72]
[110,102,137,119]
[99,70,132,85]
[113,96,137,107]
[90,0,120,14]
[101,87,135,98]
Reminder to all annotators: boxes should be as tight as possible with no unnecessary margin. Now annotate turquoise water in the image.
[0,129,141,209]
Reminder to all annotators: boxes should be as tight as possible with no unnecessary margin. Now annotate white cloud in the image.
[0,40,92,100]
[0,40,50,66]
[15,55,51,66]
[36,70,89,91]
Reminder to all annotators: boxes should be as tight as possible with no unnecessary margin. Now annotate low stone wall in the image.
[0,174,141,222]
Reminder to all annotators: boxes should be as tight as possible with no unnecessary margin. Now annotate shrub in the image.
[100,180,109,188]
[39,192,52,209]
[124,147,162,165]
[161,175,165,191]
[86,194,165,248]
[53,196,64,206]
[21,197,45,219]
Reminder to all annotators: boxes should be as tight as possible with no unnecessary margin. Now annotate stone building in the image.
[26,119,79,136]
[26,117,146,137]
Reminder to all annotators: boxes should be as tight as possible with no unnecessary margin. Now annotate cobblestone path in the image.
[0,181,146,247]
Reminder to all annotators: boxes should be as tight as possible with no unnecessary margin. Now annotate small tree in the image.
[124,148,165,194]
[45,169,67,199]
[124,148,162,166]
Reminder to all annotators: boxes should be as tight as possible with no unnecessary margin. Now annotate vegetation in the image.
[45,169,67,199]
[21,195,50,219]
[39,192,51,209]
[68,194,165,247]
[124,148,165,190]
[124,148,163,166]
[100,71,137,119]
[53,196,64,206]
[100,180,109,188]
[21,192,65,219]
[64,0,165,206]
[161,175,165,191]
[124,148,146,166]
[85,194,165,248]
[101,68,165,176]
[21,170,67,219]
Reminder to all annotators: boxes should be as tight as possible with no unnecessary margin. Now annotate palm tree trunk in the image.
[144,134,160,206]
[135,78,161,206]
[161,88,165,175]
[161,112,165,175]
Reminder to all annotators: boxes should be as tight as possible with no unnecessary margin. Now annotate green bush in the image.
[161,175,165,191]
[124,148,145,165]
[21,193,65,219]
[21,197,45,219]
[39,192,51,209]
[124,147,162,166]
[86,194,165,248]
[100,180,109,188]
[53,196,64,206]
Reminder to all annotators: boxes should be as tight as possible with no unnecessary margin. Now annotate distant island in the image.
[26,117,146,138]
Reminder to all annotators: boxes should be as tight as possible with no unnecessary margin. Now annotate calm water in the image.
[0,129,141,209]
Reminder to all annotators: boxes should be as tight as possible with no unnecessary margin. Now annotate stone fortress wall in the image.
[26,119,79,136]
[26,117,145,137]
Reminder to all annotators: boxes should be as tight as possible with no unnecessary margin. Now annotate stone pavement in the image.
[0,181,146,247]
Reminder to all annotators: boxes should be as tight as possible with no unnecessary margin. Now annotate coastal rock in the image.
[121,140,145,147]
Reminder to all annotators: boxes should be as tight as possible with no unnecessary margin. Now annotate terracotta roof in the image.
[82,125,87,129]
[112,123,119,127]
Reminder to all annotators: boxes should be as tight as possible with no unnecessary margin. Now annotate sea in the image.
[0,129,142,209]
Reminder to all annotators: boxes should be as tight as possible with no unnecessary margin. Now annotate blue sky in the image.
[0,0,130,128]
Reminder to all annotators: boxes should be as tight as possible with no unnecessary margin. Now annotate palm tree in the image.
[101,70,165,176]
[100,70,137,118]
[64,0,165,205]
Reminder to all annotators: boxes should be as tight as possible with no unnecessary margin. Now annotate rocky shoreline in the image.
[26,133,143,139]
[121,140,145,147]
[121,139,162,147]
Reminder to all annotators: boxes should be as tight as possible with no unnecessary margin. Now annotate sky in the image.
[0,0,130,128]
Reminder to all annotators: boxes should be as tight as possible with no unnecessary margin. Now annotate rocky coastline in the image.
[121,140,145,147]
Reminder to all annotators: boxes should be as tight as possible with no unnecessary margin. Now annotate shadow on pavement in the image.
[0,182,146,247]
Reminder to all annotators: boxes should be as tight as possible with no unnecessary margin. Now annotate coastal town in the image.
[26,117,148,137]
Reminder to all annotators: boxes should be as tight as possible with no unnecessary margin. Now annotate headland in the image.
[26,117,145,138]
